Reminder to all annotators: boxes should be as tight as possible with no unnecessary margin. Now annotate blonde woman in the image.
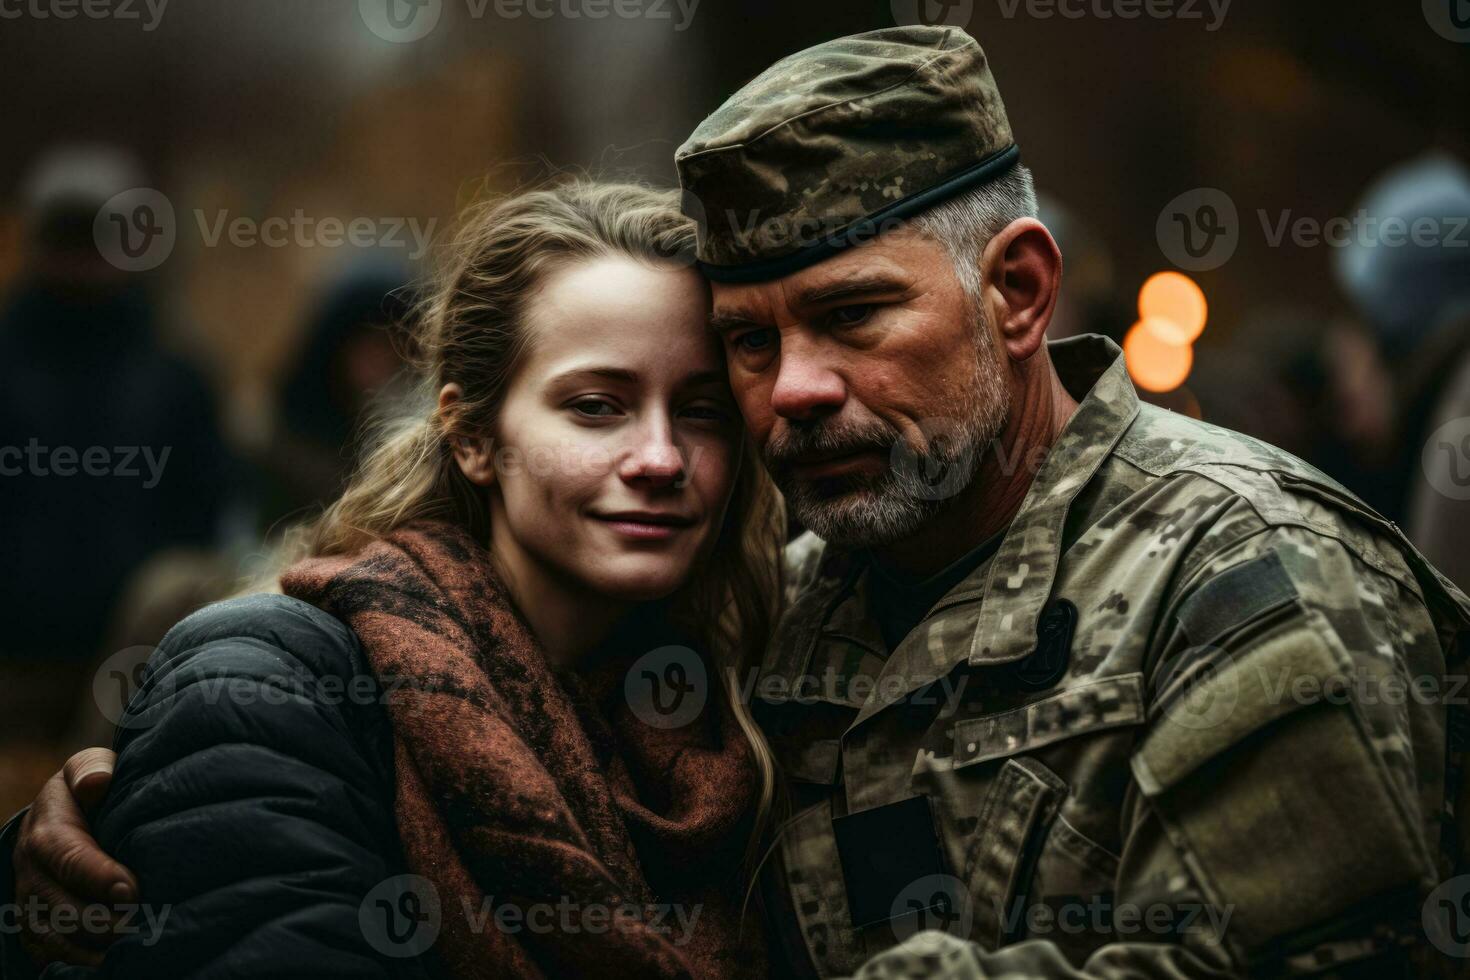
[8,181,782,979]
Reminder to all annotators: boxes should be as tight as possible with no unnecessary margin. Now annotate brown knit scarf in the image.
[280,520,768,979]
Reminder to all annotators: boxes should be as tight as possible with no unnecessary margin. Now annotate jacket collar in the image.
[766,335,1138,722]
[847,334,1137,728]
[966,334,1138,667]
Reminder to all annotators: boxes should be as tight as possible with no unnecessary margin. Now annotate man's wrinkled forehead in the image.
[707,226,947,328]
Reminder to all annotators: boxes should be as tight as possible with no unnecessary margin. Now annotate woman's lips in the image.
[598,519,682,540]
[591,512,695,540]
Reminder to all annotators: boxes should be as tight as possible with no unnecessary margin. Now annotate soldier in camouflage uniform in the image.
[677,25,1470,979]
[4,23,1469,980]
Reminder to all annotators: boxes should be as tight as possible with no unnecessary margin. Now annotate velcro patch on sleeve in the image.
[1176,551,1298,650]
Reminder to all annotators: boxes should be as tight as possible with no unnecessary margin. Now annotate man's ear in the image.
[978,217,1062,362]
[438,383,496,487]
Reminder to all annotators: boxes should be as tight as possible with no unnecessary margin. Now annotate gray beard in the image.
[766,326,1010,550]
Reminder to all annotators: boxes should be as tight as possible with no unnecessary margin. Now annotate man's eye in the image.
[570,398,620,418]
[733,329,776,353]
[830,304,874,327]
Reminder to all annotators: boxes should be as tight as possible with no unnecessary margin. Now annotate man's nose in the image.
[769,342,846,422]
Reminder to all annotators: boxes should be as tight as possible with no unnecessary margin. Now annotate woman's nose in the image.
[618,423,686,487]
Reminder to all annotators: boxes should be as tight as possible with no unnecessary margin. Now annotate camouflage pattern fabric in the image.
[675,26,1015,278]
[758,334,1470,978]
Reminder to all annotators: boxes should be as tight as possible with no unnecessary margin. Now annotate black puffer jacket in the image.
[6,593,435,978]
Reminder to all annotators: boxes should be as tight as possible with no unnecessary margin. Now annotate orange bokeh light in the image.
[1124,317,1194,392]
[1138,271,1207,344]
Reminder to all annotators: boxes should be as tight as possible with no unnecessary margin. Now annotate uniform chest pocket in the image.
[950,673,1147,770]
[943,674,1148,950]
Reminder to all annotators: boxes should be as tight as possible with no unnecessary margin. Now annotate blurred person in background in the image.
[1413,311,1470,592]
[1191,307,1402,520]
[245,265,412,534]
[0,147,229,746]
[1336,152,1470,588]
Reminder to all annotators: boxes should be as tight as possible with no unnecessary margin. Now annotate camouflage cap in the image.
[676,25,1017,283]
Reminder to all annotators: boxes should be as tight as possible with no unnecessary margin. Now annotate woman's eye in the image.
[830,304,874,327]
[681,403,733,423]
[570,398,620,418]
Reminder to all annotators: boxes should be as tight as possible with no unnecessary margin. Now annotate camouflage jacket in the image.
[755,335,1470,979]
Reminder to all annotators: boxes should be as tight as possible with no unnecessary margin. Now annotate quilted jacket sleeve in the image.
[43,593,426,979]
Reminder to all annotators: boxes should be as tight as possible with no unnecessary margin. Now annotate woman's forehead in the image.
[521,255,723,383]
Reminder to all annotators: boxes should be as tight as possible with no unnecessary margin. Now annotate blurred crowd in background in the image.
[0,0,1467,813]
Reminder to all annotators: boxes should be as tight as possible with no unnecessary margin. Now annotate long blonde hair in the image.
[279,179,783,869]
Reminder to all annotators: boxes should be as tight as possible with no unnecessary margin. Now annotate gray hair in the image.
[910,163,1038,303]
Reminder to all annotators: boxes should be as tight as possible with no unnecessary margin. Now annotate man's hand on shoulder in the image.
[14,748,139,969]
